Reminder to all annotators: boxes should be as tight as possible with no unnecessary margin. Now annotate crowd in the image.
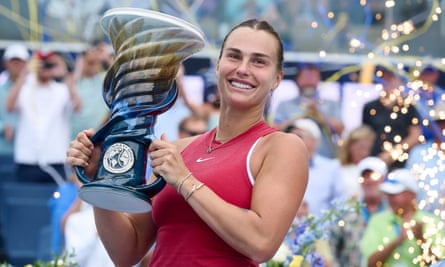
[1,14,445,267]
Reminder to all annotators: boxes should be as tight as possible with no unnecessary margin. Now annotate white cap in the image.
[3,44,30,61]
[358,156,388,176]
[293,118,321,140]
[379,168,418,194]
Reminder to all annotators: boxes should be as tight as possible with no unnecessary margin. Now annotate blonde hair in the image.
[338,125,376,165]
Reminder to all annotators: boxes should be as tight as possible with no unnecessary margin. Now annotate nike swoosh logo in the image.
[196,157,215,163]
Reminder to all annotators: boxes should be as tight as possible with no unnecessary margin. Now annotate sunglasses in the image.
[180,128,206,136]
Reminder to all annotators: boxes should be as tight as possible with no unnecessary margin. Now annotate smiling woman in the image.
[67,13,308,267]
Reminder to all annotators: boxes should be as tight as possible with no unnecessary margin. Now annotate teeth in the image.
[231,81,252,89]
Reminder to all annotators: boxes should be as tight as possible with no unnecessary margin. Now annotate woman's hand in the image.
[66,128,100,178]
[148,134,191,187]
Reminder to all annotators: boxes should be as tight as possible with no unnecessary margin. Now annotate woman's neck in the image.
[215,107,264,142]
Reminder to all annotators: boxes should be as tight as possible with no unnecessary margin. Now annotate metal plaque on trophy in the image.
[74,8,205,213]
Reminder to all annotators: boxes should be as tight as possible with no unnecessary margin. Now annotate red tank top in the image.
[150,121,276,267]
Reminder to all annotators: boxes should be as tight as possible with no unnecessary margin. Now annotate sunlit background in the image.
[2,1,445,265]
[0,0,444,63]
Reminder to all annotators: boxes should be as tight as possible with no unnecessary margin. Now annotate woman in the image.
[337,125,376,199]
[66,19,308,267]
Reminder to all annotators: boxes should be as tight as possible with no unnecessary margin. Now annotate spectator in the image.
[412,65,445,142]
[62,187,114,267]
[406,101,445,214]
[360,168,445,266]
[48,173,78,255]
[68,46,109,140]
[92,39,113,71]
[286,118,346,216]
[330,156,388,267]
[179,63,221,131]
[0,44,30,166]
[273,63,344,158]
[337,125,376,199]
[362,66,421,170]
[177,114,208,139]
[154,64,192,141]
[5,50,77,183]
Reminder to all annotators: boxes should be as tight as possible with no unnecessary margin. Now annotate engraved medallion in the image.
[103,143,135,174]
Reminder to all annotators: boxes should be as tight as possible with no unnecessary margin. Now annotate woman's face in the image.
[215,27,283,110]
[349,138,374,164]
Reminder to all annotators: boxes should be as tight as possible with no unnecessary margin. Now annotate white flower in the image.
[272,242,292,262]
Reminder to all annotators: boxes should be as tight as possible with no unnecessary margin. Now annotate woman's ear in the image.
[272,70,284,90]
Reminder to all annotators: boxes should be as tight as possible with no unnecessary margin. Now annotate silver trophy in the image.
[74,8,205,213]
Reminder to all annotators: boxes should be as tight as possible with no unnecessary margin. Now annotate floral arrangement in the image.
[266,199,362,267]
[0,251,78,267]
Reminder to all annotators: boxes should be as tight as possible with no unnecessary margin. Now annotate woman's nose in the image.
[236,60,250,76]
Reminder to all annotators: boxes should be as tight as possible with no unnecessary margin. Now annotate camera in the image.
[42,61,55,69]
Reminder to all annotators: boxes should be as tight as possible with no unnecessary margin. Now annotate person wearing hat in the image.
[286,118,347,216]
[272,63,344,159]
[5,50,78,183]
[0,44,30,162]
[413,65,445,142]
[360,168,445,267]
[406,101,445,213]
[330,156,388,267]
[362,65,422,171]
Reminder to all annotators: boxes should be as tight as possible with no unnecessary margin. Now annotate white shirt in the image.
[64,202,114,267]
[14,75,72,164]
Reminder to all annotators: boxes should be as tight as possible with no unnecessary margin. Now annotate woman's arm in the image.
[93,207,156,266]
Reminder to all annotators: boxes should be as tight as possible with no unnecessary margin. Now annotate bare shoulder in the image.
[262,131,307,156]
[250,131,308,177]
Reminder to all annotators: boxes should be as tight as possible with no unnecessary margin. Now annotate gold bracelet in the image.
[185,183,205,201]
[176,172,192,194]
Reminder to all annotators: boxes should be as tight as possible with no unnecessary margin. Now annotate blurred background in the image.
[1,1,445,266]
[0,0,444,62]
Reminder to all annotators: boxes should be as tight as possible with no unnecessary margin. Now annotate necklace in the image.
[207,133,225,153]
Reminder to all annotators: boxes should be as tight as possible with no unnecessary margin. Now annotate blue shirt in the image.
[304,154,347,216]
[70,73,109,139]
[273,96,342,158]
[0,76,17,155]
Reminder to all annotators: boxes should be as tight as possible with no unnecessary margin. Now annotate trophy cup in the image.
[74,8,205,213]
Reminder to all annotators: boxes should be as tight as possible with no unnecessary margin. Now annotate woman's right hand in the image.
[66,128,100,178]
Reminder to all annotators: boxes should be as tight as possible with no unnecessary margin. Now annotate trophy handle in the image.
[74,128,167,212]
[73,118,117,184]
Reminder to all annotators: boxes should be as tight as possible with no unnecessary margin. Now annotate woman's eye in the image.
[253,59,266,66]
[228,53,240,60]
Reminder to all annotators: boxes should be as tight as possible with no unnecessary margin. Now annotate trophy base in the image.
[79,183,152,213]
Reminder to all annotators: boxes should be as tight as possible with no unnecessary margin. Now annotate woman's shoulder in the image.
[260,131,307,156]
